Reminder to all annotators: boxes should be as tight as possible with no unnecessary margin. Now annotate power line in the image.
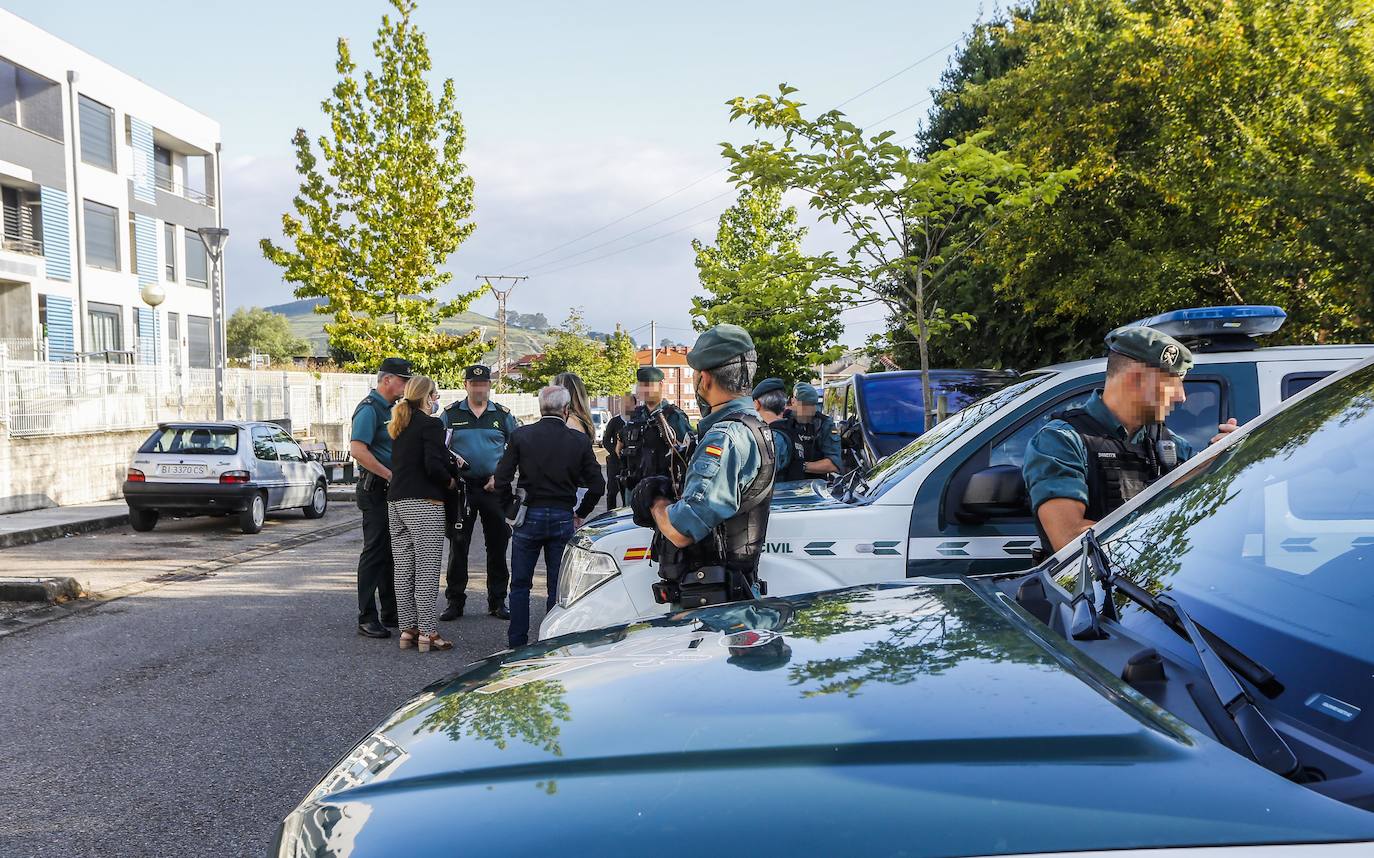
[831,40,959,110]
[533,214,719,276]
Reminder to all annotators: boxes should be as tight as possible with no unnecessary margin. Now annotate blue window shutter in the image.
[44,295,74,359]
[39,187,70,281]
[134,213,157,286]
[129,117,155,203]
[137,307,158,364]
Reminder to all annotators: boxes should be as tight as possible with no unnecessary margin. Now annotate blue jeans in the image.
[508,506,575,647]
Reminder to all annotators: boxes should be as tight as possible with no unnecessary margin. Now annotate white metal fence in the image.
[0,356,539,439]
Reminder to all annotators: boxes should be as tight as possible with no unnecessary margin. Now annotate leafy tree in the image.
[225,307,311,363]
[518,310,638,395]
[259,0,485,386]
[691,187,848,385]
[722,89,1075,428]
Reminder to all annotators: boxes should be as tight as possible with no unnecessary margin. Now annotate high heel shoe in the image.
[417,632,453,652]
[398,628,418,650]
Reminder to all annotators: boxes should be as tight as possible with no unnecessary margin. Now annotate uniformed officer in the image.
[600,392,636,509]
[772,382,842,481]
[616,366,693,496]
[440,364,521,621]
[349,356,410,639]
[631,324,777,609]
[1024,326,1238,555]
[750,377,793,479]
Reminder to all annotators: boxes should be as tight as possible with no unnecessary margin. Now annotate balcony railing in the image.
[1,235,43,256]
[153,175,215,207]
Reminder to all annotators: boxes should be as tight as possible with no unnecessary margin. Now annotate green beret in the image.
[636,366,665,383]
[1105,326,1193,376]
[687,324,755,371]
[792,383,820,404]
[751,377,785,399]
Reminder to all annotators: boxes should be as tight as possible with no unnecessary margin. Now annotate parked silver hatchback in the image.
[123,421,329,534]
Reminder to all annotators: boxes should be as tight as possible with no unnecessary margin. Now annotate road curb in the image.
[0,512,130,550]
[0,576,83,602]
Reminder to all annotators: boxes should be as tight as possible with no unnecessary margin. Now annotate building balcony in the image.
[1,235,43,256]
[153,175,215,207]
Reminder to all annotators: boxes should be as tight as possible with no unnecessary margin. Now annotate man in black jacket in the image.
[494,385,606,647]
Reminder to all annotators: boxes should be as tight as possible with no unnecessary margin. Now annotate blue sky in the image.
[4,0,988,346]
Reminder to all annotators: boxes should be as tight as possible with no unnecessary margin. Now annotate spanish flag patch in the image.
[623,547,650,562]
[704,444,724,458]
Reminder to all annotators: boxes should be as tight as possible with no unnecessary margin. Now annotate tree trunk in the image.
[913,269,935,433]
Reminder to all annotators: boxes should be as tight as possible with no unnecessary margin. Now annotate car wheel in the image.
[129,508,159,532]
[239,493,266,534]
[303,482,328,519]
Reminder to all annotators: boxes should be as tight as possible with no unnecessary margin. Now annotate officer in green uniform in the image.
[616,366,693,497]
[750,377,793,478]
[349,356,410,638]
[631,324,777,609]
[1024,326,1238,555]
[772,382,842,482]
[440,364,521,620]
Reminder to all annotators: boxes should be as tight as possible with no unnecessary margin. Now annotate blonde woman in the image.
[386,375,460,652]
[554,371,595,438]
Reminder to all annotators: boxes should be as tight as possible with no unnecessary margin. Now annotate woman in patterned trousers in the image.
[386,375,463,652]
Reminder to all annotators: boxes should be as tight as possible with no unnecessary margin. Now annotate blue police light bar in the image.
[1131,306,1287,341]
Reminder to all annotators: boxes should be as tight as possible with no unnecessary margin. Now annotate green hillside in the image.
[264,298,557,362]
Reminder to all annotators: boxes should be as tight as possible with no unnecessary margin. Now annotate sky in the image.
[3,0,987,348]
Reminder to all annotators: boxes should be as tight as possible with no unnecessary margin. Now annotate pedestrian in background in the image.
[601,392,636,508]
[440,365,519,621]
[386,375,460,652]
[555,371,595,438]
[349,357,411,639]
[494,385,606,648]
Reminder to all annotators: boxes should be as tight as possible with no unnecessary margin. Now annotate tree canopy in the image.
[517,310,639,396]
[225,307,311,363]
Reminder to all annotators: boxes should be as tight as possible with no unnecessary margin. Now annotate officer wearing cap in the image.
[1024,326,1238,555]
[750,377,793,478]
[631,324,777,608]
[349,357,411,638]
[616,365,693,498]
[439,364,521,621]
[771,382,842,482]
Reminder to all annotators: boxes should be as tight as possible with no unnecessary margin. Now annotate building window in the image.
[0,58,63,140]
[87,301,123,353]
[185,232,207,286]
[166,312,180,366]
[82,199,119,270]
[154,145,174,190]
[164,223,177,280]
[187,314,212,368]
[1,185,42,254]
[127,213,138,275]
[78,95,115,171]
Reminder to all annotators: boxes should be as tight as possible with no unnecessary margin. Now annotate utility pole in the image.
[650,320,657,367]
[476,275,527,389]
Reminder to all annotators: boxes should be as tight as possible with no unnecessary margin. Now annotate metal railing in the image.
[0,339,49,361]
[1,235,43,255]
[153,175,215,207]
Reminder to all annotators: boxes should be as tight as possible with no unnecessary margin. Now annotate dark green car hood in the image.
[281,582,1374,857]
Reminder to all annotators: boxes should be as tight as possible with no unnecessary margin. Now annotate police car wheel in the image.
[129,508,158,532]
[303,482,328,519]
[240,493,266,534]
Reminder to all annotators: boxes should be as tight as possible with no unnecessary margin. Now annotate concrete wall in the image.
[0,425,149,513]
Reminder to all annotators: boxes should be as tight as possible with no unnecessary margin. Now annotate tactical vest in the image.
[1034,408,1180,552]
[620,404,681,487]
[775,414,831,480]
[655,411,777,609]
[769,418,804,482]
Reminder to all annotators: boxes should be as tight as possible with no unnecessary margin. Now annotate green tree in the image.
[691,187,848,384]
[225,307,311,363]
[518,310,637,396]
[722,88,1075,428]
[602,325,639,395]
[259,0,485,386]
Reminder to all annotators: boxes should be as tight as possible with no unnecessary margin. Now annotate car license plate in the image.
[160,464,205,476]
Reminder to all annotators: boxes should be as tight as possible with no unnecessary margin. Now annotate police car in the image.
[541,306,1374,640]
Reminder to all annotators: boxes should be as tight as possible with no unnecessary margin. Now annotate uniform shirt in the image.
[666,396,764,543]
[442,399,519,479]
[769,427,794,477]
[1023,391,1194,514]
[350,390,394,469]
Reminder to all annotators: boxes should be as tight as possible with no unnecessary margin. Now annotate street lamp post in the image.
[196,227,230,421]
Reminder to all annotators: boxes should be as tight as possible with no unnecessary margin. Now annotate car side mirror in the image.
[958,465,1029,523]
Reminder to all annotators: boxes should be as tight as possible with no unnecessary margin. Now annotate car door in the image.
[908,373,1230,577]
[272,429,311,508]
[250,426,287,508]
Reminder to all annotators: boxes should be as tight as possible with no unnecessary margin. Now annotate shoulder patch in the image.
[703,442,724,458]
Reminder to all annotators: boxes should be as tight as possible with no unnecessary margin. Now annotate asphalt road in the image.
[0,513,542,857]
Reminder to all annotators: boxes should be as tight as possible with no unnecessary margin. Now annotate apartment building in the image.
[0,9,222,367]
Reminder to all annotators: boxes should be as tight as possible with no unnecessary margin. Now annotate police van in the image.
[541,306,1374,640]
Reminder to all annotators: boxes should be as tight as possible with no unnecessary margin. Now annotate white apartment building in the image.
[0,9,222,367]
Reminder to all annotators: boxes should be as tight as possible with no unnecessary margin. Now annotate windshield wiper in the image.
[1076,530,1299,778]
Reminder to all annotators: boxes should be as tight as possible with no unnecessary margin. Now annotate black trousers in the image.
[444,477,511,609]
[356,481,397,624]
[605,462,621,510]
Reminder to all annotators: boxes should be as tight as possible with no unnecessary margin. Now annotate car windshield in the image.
[1095,361,1374,750]
[862,373,1014,436]
[139,426,239,455]
[856,373,1056,497]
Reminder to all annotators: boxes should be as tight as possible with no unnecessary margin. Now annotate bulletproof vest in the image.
[656,411,777,608]
[1035,408,1180,552]
[621,404,679,485]
[769,418,805,482]
[776,414,830,479]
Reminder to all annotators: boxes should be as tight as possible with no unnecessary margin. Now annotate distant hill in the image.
[263,297,558,362]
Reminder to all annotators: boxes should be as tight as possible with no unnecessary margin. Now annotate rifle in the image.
[655,411,693,500]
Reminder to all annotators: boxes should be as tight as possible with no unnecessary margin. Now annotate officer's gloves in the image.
[630,476,673,528]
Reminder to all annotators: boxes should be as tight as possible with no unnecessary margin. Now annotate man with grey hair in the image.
[493,384,605,647]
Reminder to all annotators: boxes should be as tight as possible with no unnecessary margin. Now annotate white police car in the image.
[542,306,1374,639]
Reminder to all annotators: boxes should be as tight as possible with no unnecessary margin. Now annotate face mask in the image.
[430,398,441,416]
